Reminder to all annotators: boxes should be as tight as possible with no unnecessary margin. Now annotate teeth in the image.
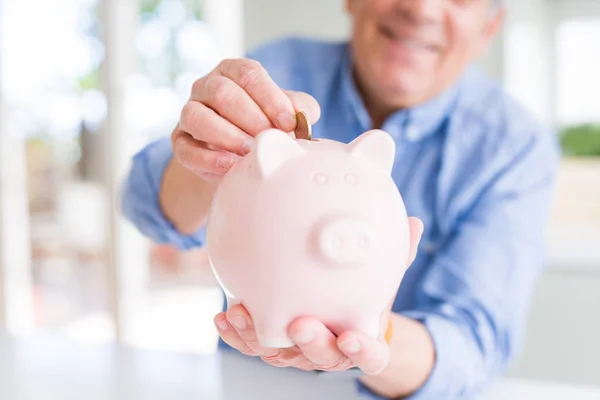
[400,38,422,49]
[382,26,428,50]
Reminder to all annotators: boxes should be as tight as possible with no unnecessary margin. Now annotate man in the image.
[121,0,560,398]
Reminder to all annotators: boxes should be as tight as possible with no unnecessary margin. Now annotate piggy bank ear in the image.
[254,129,305,178]
[348,129,396,174]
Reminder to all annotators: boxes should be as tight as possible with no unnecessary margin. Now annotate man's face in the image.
[346,0,504,109]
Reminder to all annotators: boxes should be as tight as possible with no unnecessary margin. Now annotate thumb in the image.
[284,90,321,125]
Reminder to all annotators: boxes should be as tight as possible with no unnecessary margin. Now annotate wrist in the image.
[358,313,435,399]
[159,157,217,235]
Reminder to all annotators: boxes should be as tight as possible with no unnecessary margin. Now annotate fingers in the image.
[179,101,252,156]
[288,317,353,371]
[191,75,273,137]
[176,58,322,180]
[337,331,390,375]
[225,305,276,356]
[214,312,258,356]
[195,171,225,186]
[262,346,313,369]
[172,130,240,175]
[216,304,377,375]
[284,90,321,124]
[218,59,297,131]
[225,305,302,364]
[407,217,424,266]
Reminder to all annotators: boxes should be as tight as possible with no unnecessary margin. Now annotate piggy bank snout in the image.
[317,218,372,266]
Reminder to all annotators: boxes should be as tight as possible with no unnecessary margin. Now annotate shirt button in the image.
[405,125,420,141]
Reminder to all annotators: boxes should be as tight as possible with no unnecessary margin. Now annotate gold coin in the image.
[294,111,312,140]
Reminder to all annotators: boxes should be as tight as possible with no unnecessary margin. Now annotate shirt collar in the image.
[340,42,462,142]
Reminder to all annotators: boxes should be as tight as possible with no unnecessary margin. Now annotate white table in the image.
[0,333,599,400]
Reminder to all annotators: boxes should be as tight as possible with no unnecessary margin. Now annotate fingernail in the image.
[277,112,295,130]
[216,155,232,169]
[293,329,315,344]
[341,339,361,354]
[241,139,253,154]
[231,317,247,330]
[215,319,228,331]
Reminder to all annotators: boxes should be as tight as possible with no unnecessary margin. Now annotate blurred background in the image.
[0,0,598,391]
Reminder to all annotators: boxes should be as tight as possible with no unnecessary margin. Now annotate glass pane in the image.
[2,0,112,339]
[551,17,600,248]
[555,18,600,126]
[128,0,220,147]
[124,0,225,355]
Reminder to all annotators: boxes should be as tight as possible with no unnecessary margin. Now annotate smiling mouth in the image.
[379,25,436,53]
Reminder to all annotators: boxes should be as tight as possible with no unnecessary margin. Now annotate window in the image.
[555,18,600,126]
[0,0,241,354]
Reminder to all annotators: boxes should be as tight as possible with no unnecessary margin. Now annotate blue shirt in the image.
[120,37,560,399]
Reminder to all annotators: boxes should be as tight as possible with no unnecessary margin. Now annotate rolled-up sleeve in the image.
[120,137,207,251]
[358,131,560,399]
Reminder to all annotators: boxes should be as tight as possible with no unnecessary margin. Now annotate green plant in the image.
[559,123,600,157]
[77,69,100,92]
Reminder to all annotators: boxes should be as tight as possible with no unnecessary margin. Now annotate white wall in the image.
[243,0,350,52]
[503,0,554,126]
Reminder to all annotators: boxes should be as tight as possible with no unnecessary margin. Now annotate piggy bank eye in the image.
[344,173,358,185]
[313,173,328,185]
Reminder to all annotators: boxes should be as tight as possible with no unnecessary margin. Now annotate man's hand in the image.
[160,59,321,234]
[214,217,424,374]
[172,58,321,185]
[215,303,392,374]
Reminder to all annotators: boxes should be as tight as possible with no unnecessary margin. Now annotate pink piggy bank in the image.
[206,129,410,348]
